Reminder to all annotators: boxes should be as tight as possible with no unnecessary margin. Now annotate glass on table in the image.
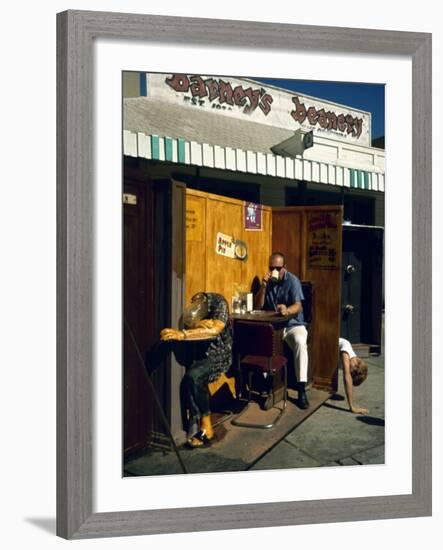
[232,296,241,314]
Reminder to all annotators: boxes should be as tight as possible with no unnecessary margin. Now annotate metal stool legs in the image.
[232,362,287,429]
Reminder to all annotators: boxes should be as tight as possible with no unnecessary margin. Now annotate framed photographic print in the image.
[57,10,431,539]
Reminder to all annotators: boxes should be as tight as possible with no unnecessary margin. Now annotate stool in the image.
[232,322,288,429]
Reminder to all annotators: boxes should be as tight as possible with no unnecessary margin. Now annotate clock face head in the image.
[234,241,247,260]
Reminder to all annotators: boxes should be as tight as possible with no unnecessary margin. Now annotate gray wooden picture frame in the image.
[56,9,432,540]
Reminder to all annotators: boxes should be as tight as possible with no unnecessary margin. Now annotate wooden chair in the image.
[232,321,287,429]
[301,281,314,327]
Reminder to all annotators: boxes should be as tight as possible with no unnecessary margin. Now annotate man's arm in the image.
[254,272,271,309]
[276,301,302,316]
[254,284,266,310]
[276,275,304,316]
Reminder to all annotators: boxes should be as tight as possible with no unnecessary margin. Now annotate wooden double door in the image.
[123,176,346,455]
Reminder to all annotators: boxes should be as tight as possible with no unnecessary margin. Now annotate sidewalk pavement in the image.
[124,350,384,476]
[250,351,384,471]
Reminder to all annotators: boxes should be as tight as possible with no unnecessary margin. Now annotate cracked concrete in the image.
[250,351,385,471]
[124,350,384,476]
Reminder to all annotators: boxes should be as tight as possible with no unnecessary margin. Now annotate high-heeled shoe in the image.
[186,430,212,448]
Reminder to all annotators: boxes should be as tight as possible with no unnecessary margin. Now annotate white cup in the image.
[271,269,280,282]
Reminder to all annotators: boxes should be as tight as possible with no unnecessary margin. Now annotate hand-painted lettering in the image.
[233,85,247,107]
[292,96,363,139]
[219,80,234,105]
[326,112,337,130]
[243,88,261,114]
[165,76,364,139]
[317,109,328,129]
[205,78,220,101]
[166,74,189,92]
[307,106,318,125]
[165,74,273,116]
[337,114,346,132]
[345,114,355,134]
[190,75,207,98]
[259,93,273,115]
[291,96,307,123]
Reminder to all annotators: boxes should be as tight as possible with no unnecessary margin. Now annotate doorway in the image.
[123,179,156,454]
[123,176,187,457]
[340,225,384,351]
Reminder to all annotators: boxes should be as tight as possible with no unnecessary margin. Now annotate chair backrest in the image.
[301,281,314,325]
[233,321,276,357]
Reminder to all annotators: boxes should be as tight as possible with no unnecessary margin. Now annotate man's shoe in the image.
[298,383,310,409]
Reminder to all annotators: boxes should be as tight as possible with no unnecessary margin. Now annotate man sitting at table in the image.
[254,252,309,409]
[158,292,232,448]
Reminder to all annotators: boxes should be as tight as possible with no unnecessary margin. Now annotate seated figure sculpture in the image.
[157,292,232,448]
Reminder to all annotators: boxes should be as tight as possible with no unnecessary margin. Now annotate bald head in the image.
[269,252,286,266]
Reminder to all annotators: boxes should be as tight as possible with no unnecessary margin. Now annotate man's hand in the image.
[160,328,184,341]
[350,405,369,415]
[276,304,288,316]
[262,272,272,286]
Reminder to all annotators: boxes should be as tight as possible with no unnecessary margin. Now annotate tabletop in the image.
[231,310,299,325]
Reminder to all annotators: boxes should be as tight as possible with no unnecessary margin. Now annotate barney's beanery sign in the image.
[144,73,371,146]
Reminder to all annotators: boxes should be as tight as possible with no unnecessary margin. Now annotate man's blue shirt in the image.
[263,271,306,328]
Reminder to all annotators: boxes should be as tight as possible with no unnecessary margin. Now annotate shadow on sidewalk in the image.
[356,415,385,427]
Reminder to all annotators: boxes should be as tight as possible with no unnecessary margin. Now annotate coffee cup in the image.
[270,269,280,282]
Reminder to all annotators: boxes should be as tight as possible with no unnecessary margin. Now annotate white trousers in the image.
[283,325,309,383]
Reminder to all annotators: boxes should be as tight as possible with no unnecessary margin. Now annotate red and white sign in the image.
[216,233,236,258]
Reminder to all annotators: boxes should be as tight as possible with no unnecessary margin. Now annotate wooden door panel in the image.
[271,210,303,277]
[241,207,273,294]
[123,180,155,454]
[206,197,243,301]
[272,206,342,392]
[185,194,207,304]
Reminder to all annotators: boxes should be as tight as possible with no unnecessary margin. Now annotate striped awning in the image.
[123,130,385,192]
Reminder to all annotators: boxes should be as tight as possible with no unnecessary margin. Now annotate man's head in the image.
[350,357,368,386]
[183,292,209,328]
[269,252,286,281]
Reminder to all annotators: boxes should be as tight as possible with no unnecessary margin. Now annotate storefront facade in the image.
[122,72,385,454]
[124,72,384,219]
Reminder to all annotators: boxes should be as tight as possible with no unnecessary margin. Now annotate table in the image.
[232,310,299,323]
[231,311,299,355]
[230,310,303,419]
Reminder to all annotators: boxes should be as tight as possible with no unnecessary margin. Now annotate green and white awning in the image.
[123,130,385,192]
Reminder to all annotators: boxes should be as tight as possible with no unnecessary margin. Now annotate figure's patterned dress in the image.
[202,292,233,382]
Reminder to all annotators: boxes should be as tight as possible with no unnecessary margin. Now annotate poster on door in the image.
[307,212,340,269]
[244,202,263,231]
[215,232,236,258]
[186,197,204,241]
